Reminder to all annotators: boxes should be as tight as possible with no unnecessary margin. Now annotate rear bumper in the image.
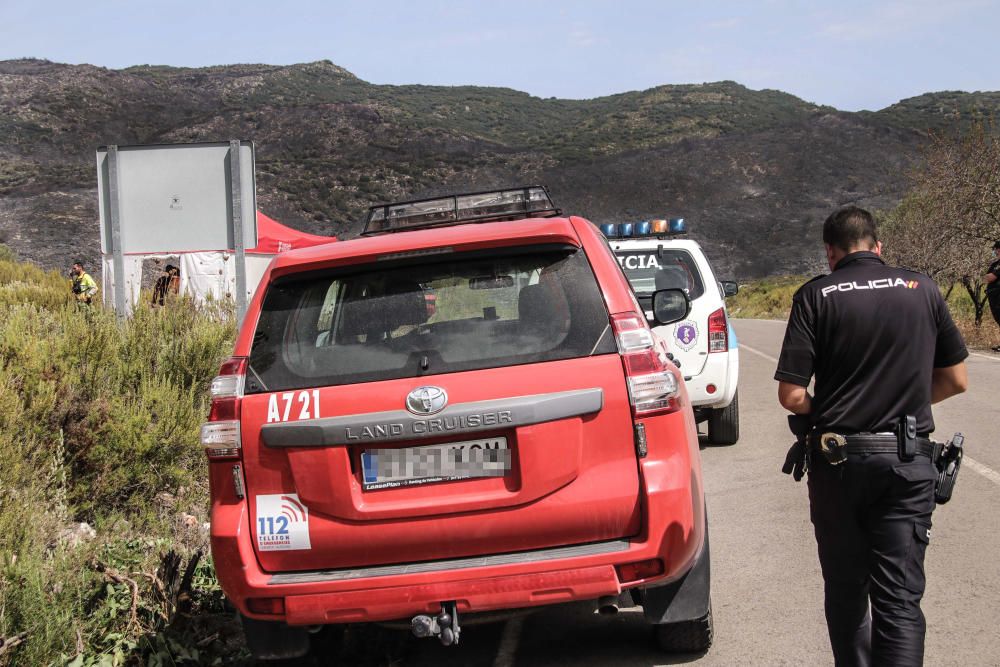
[284,564,619,624]
[211,415,705,626]
[687,350,738,409]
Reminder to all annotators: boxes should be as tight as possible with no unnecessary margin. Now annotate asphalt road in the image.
[339,319,1000,667]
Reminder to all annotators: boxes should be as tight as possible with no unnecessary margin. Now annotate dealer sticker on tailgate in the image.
[362,437,510,490]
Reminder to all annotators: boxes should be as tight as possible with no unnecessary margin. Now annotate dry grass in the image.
[956,317,1000,352]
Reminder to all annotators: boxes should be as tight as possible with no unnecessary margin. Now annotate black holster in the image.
[934,433,964,504]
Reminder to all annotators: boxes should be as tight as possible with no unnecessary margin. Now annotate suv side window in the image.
[248,248,616,392]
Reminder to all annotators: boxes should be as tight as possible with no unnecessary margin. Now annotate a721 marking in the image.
[266,390,321,423]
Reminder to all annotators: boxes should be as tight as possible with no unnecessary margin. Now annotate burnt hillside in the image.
[1,58,998,278]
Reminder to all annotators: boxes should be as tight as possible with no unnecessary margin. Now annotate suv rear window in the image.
[246,247,617,392]
[616,248,705,299]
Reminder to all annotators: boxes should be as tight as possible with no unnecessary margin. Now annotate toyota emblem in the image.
[406,386,448,415]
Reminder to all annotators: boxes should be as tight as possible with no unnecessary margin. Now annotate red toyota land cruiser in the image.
[203,187,712,659]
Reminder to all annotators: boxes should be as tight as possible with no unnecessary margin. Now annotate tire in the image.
[240,613,311,661]
[707,390,739,445]
[654,604,714,653]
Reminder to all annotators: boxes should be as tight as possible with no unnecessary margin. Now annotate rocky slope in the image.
[1,58,997,279]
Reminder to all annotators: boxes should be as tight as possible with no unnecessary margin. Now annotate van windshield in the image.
[615,248,704,299]
[246,247,617,392]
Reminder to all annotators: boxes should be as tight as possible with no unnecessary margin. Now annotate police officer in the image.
[775,206,968,666]
[986,240,1000,351]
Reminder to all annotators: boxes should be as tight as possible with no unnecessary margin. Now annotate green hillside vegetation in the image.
[725,274,805,320]
[0,249,239,665]
[5,58,1000,282]
[863,90,1000,131]
[238,67,829,158]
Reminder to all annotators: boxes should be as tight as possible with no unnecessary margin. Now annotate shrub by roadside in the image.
[725,275,804,321]
[0,248,242,665]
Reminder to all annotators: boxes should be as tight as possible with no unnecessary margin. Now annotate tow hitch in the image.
[411,601,461,646]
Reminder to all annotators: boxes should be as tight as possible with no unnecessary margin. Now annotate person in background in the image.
[152,264,181,307]
[985,240,1000,352]
[70,261,98,305]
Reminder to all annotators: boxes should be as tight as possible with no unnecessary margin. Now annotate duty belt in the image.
[808,432,937,458]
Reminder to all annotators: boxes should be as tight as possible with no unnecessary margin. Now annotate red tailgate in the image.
[241,354,639,572]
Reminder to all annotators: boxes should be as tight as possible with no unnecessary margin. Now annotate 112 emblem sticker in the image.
[255,494,311,551]
[674,320,699,351]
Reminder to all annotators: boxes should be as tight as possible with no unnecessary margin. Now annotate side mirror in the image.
[721,280,739,298]
[651,288,691,325]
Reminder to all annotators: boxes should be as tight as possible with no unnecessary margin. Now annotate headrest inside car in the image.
[339,297,384,337]
[654,265,689,291]
[518,283,569,334]
[382,279,429,328]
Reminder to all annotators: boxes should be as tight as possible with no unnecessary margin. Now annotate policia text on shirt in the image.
[774,206,968,667]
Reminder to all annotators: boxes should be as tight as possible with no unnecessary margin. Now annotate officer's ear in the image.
[873,241,883,257]
[824,244,837,268]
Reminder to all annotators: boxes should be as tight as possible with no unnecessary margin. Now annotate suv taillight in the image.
[201,356,247,460]
[708,308,728,353]
[611,313,680,416]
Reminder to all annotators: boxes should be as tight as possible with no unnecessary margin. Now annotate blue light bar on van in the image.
[597,218,689,238]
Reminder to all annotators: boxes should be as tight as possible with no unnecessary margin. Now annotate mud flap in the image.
[240,613,310,660]
[642,527,711,624]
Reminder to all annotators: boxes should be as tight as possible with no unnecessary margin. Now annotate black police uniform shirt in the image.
[775,251,968,435]
[988,258,1000,294]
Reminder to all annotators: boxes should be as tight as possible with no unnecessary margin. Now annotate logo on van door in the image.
[674,320,699,351]
[406,386,449,416]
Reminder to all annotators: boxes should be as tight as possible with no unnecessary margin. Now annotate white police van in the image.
[601,219,740,444]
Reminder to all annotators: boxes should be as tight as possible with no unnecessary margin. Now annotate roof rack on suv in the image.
[362,185,561,236]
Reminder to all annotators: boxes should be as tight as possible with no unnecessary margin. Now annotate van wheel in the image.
[707,391,739,445]
[240,614,311,661]
[654,604,714,653]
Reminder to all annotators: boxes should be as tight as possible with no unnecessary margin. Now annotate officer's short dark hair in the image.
[822,206,878,252]
[73,260,84,268]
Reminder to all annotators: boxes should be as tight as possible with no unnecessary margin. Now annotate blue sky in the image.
[1,0,998,111]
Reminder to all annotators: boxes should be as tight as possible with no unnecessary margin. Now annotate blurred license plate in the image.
[361,437,510,490]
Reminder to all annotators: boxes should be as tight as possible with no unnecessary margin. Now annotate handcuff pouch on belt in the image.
[896,414,918,461]
[818,432,848,466]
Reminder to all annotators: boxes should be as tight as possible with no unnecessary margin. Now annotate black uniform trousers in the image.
[807,451,937,667]
[989,289,1000,327]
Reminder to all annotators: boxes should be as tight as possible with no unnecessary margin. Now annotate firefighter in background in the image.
[152,264,180,307]
[70,261,98,304]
